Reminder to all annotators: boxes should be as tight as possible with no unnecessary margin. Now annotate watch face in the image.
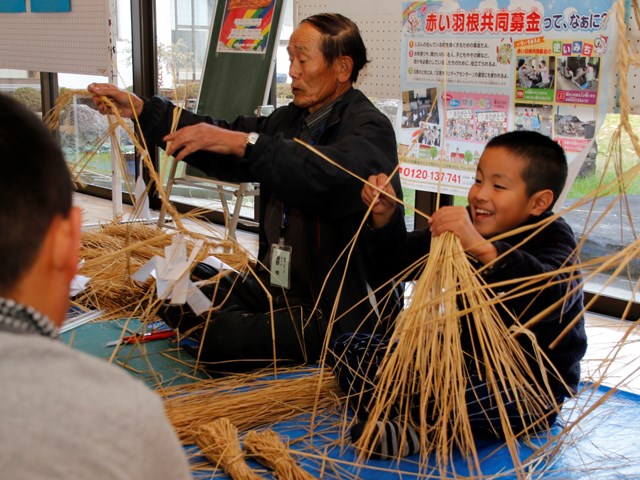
[247,132,259,145]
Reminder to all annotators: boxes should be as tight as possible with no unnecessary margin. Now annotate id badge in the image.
[270,243,292,289]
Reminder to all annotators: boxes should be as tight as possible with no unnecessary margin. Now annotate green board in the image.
[196,0,285,121]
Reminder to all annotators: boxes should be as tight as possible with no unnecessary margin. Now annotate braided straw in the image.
[244,429,316,480]
[195,418,266,480]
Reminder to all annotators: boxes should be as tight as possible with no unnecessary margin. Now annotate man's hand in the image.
[87,83,144,119]
[361,174,397,228]
[163,124,249,161]
[430,206,497,264]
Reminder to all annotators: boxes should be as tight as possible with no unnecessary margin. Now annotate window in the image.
[561,114,640,315]
[0,69,41,113]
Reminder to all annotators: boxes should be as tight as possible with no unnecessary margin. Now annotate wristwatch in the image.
[245,132,259,155]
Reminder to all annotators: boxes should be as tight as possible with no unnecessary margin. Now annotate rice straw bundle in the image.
[195,418,266,480]
[355,232,557,477]
[244,429,317,480]
[162,368,342,442]
[74,221,248,319]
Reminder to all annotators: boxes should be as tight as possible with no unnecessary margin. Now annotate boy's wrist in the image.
[470,242,497,265]
[370,207,396,229]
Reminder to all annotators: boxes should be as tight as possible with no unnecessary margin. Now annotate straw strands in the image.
[45,88,188,231]
[162,367,343,442]
[47,90,256,324]
[353,232,558,477]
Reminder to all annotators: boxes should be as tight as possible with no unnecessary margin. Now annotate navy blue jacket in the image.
[138,88,403,339]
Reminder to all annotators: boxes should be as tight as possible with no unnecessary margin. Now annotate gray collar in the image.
[0,297,58,339]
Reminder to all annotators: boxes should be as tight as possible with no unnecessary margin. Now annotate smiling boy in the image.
[328,130,588,459]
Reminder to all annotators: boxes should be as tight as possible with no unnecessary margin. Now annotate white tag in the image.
[270,243,292,289]
[186,286,212,316]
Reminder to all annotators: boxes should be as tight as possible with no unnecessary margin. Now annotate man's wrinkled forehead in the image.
[288,23,323,54]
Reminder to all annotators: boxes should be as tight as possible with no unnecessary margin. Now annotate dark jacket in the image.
[365,207,588,400]
[138,88,402,340]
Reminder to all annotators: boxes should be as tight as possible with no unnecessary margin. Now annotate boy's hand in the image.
[361,174,397,228]
[430,206,497,264]
[88,83,144,119]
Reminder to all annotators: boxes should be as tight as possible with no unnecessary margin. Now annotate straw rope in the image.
[244,429,317,480]
[195,418,266,480]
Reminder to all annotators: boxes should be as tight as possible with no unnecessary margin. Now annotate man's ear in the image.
[336,56,354,82]
[529,189,554,216]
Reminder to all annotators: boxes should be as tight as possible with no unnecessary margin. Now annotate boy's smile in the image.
[468,146,544,238]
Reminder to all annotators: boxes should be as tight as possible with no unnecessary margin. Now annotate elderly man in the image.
[0,93,192,478]
[89,13,402,370]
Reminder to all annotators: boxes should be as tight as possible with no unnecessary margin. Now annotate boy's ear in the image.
[51,207,82,281]
[529,189,554,216]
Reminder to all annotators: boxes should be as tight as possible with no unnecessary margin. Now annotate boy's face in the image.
[467,146,541,238]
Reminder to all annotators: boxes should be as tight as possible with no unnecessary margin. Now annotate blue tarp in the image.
[65,321,640,479]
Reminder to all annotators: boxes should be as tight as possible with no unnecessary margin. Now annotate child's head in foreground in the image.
[469,130,567,238]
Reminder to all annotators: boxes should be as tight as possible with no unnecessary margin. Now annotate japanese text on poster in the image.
[399,0,617,196]
[217,0,276,54]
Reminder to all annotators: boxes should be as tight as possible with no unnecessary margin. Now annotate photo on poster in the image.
[553,104,597,153]
[401,87,439,128]
[475,110,509,142]
[554,104,596,139]
[514,104,553,137]
[444,92,509,144]
[416,123,441,147]
[516,56,555,89]
[556,56,600,92]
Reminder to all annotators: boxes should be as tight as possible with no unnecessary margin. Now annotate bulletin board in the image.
[0,0,116,76]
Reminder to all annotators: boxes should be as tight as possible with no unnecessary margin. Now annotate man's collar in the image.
[301,92,349,143]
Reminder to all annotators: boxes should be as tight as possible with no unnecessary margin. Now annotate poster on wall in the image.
[0,0,26,12]
[399,0,618,196]
[31,0,71,12]
[0,0,72,12]
[216,0,277,54]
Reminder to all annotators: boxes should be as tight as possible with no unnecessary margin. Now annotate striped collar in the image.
[300,94,345,143]
[0,297,58,339]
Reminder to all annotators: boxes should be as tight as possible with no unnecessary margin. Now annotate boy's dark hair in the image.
[301,13,369,83]
[0,93,73,294]
[486,130,567,210]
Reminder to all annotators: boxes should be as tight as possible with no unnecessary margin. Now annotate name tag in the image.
[270,243,292,289]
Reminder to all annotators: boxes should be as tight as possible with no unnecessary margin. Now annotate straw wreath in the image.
[72,220,248,319]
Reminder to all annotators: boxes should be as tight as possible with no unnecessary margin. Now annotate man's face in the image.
[287,22,348,113]
[467,146,538,238]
